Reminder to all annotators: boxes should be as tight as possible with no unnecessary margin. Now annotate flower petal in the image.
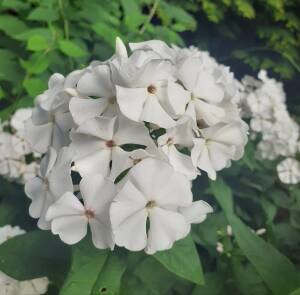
[146,207,190,254]
[179,200,213,224]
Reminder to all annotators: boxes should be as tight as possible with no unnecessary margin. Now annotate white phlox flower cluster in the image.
[0,225,49,295]
[0,108,40,183]
[24,38,248,254]
[240,70,300,184]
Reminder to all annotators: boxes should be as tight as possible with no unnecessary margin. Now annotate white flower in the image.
[0,271,19,295]
[25,73,76,153]
[177,56,225,126]
[112,40,180,128]
[240,70,299,161]
[46,174,116,249]
[157,120,198,180]
[71,115,154,179]
[70,62,118,125]
[10,108,32,136]
[216,242,224,254]
[0,225,25,245]
[110,158,211,254]
[191,122,247,180]
[0,133,22,180]
[277,158,300,184]
[24,147,73,229]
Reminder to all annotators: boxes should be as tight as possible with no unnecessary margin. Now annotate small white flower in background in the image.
[10,108,32,136]
[227,225,233,236]
[255,228,266,236]
[216,242,224,254]
[0,225,49,295]
[25,147,73,229]
[0,225,25,244]
[0,108,40,184]
[46,174,116,249]
[240,70,299,162]
[277,158,300,184]
[110,158,212,254]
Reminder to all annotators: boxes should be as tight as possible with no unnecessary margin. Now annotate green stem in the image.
[139,0,160,34]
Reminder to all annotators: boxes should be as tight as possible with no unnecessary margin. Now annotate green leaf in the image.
[91,251,127,295]
[27,7,59,22]
[0,15,27,36]
[60,238,109,295]
[154,234,204,285]
[290,288,300,295]
[23,78,46,97]
[120,0,145,30]
[210,178,234,214]
[27,35,49,51]
[234,0,256,18]
[92,23,121,47]
[191,273,224,295]
[21,53,49,74]
[1,0,30,10]
[0,231,70,283]
[58,40,87,57]
[0,49,23,83]
[211,178,300,295]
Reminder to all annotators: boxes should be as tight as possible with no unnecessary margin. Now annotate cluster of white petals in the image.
[24,38,248,254]
[240,70,300,184]
[0,109,40,183]
[0,225,49,295]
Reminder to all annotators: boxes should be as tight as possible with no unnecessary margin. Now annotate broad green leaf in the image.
[28,7,59,22]
[0,231,70,284]
[290,288,300,295]
[27,35,49,51]
[211,178,300,295]
[210,178,234,214]
[91,251,127,295]
[154,234,204,285]
[23,78,46,97]
[60,238,109,295]
[191,273,224,295]
[0,15,27,36]
[58,40,87,57]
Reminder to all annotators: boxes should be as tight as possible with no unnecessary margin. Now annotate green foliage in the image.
[211,178,299,295]
[0,230,70,284]
[154,234,204,285]
[0,0,196,120]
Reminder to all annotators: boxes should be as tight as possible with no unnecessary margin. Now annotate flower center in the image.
[106,140,116,148]
[84,209,95,219]
[109,96,116,104]
[147,85,156,94]
[166,137,173,146]
[132,158,142,165]
[146,200,156,209]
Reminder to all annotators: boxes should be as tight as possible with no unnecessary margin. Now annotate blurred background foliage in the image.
[0,0,299,120]
[1,1,300,295]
